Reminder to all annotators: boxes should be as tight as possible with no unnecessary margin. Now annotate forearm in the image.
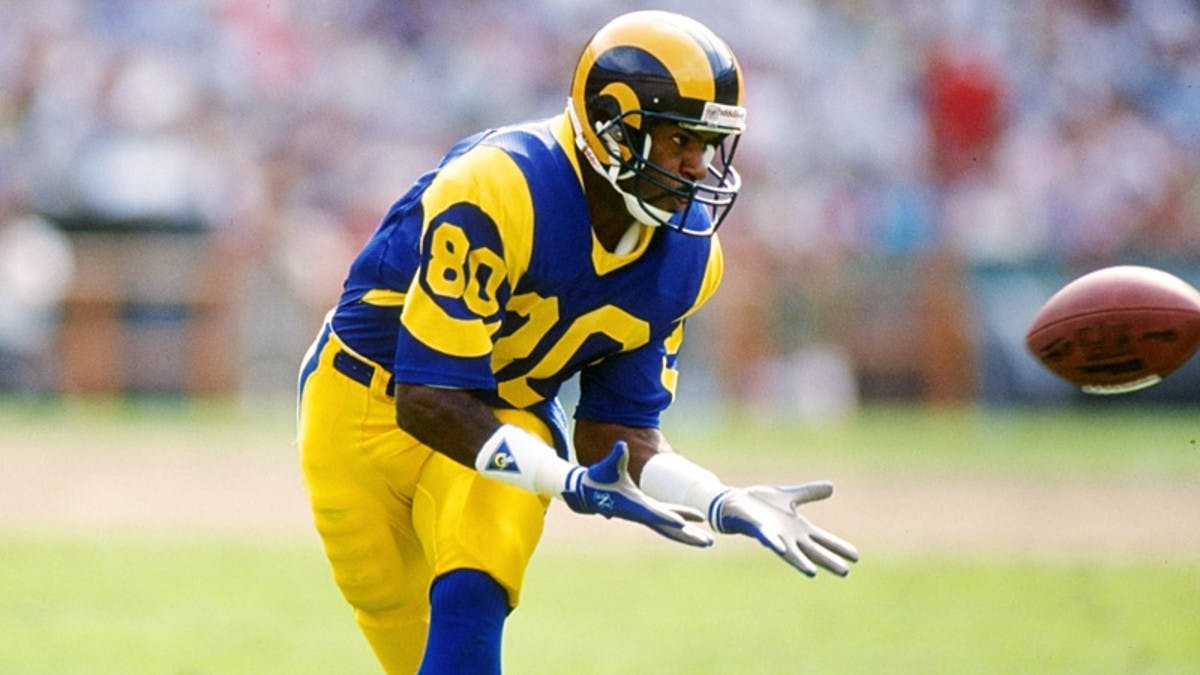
[573,419,673,483]
[395,383,573,496]
[394,384,501,468]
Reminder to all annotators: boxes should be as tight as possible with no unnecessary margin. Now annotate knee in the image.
[331,553,405,613]
[314,507,426,614]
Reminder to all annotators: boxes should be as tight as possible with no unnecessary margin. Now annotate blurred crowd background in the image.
[2,0,1199,414]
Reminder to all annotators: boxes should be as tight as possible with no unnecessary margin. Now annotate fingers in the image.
[746,482,834,512]
[811,527,860,564]
[605,480,716,547]
[669,505,706,523]
[587,441,628,484]
[638,497,713,547]
[783,481,834,507]
[797,537,852,576]
[727,485,858,577]
[679,523,715,547]
[770,508,857,577]
[787,524,858,576]
[651,521,715,548]
[610,440,629,469]
[778,539,818,577]
[774,530,857,577]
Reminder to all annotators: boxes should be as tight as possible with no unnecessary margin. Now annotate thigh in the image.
[298,340,432,613]
[412,408,553,607]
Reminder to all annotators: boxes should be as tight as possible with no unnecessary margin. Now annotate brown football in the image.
[1025,265,1200,394]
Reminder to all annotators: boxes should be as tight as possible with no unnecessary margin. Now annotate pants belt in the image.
[333,349,395,397]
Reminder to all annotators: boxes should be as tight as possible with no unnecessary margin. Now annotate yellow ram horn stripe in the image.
[596,21,715,101]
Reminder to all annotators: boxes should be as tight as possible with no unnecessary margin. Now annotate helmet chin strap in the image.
[620,186,672,226]
[612,221,643,255]
[569,102,672,227]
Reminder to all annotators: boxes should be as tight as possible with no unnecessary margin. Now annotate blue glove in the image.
[563,442,713,548]
[712,482,859,576]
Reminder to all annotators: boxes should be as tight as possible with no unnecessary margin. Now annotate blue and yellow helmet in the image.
[569,10,747,234]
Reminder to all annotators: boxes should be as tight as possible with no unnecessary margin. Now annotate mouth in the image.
[626,174,692,213]
[643,186,689,212]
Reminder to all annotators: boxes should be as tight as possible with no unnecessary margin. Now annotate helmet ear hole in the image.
[591,96,621,127]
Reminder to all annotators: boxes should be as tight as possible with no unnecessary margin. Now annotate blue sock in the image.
[419,569,509,675]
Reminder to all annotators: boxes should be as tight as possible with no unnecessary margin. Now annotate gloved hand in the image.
[711,482,859,576]
[563,442,714,548]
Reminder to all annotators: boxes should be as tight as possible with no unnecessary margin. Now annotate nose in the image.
[679,145,709,182]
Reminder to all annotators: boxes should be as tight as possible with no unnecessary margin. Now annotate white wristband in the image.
[639,452,727,513]
[475,424,574,498]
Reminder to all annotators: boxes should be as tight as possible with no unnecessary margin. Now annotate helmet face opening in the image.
[569,10,747,236]
[599,109,741,235]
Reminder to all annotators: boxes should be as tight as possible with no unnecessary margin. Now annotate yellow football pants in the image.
[297,326,550,674]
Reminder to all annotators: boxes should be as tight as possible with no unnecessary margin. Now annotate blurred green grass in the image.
[0,535,1196,675]
[514,548,1200,675]
[0,534,377,675]
[0,399,1197,673]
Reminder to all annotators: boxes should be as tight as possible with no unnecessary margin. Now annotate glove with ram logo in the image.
[477,425,712,548]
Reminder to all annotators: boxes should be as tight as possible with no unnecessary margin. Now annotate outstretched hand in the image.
[712,482,859,576]
[563,441,713,548]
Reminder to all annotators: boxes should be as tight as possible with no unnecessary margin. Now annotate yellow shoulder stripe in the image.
[680,235,723,320]
[420,144,535,286]
[361,289,407,306]
[660,322,685,398]
[400,141,533,358]
[552,112,584,190]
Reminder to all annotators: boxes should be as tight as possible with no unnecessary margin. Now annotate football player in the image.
[296,10,858,674]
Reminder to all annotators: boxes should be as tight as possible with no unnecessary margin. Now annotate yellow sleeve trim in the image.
[401,281,500,358]
[680,235,724,320]
[361,289,407,306]
[660,322,684,398]
[552,111,585,191]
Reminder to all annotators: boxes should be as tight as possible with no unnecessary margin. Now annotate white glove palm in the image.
[711,482,859,577]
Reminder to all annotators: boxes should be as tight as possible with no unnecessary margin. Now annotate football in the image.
[1025,265,1200,394]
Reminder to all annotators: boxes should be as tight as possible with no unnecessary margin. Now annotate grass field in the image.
[0,536,1196,675]
[0,399,1197,674]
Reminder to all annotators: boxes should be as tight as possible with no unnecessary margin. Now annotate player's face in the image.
[633,122,720,212]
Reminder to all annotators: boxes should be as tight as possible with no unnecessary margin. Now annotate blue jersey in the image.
[331,111,723,429]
